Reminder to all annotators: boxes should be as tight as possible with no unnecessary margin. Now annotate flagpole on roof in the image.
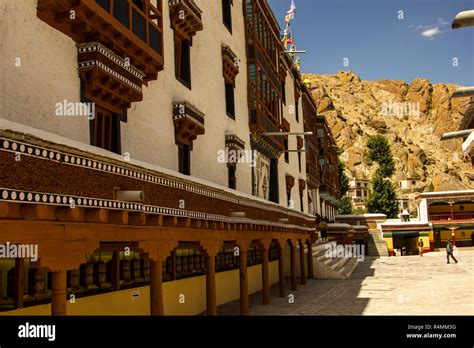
[281,0,305,70]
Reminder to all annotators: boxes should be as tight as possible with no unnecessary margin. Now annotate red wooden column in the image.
[202,242,221,316]
[260,240,272,305]
[307,240,314,279]
[112,250,120,291]
[140,240,177,317]
[51,270,67,316]
[278,239,287,297]
[299,240,306,285]
[150,259,164,316]
[13,258,25,309]
[289,240,297,291]
[238,240,251,316]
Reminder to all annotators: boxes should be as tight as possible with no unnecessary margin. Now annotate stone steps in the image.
[311,241,362,280]
[367,230,389,257]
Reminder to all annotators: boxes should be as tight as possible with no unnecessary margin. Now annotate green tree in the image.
[427,182,435,192]
[366,134,395,178]
[338,159,350,195]
[337,159,352,214]
[338,196,353,215]
[365,135,398,218]
[366,174,399,218]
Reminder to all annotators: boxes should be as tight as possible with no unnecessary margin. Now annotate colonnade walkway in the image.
[217,249,474,315]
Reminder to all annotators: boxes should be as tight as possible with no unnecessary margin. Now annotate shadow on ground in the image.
[216,256,378,316]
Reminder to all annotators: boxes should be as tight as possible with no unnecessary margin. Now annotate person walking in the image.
[445,240,458,264]
[418,238,424,257]
[319,220,328,242]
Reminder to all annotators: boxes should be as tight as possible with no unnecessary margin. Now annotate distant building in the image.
[399,177,419,191]
[348,178,370,210]
[416,190,474,249]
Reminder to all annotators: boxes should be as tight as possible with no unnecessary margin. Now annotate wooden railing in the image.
[429,213,474,222]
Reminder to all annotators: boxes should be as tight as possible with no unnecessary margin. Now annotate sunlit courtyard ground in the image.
[217,249,474,315]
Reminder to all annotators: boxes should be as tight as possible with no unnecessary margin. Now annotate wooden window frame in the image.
[228,164,237,190]
[225,82,236,119]
[91,105,122,155]
[222,0,233,33]
[174,34,192,89]
[178,142,191,175]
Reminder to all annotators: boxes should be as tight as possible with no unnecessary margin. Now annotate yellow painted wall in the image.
[2,261,280,316]
[429,203,474,214]
[384,237,393,250]
[439,228,474,243]
[418,235,430,251]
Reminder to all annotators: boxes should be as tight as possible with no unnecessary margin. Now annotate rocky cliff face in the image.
[303,71,474,192]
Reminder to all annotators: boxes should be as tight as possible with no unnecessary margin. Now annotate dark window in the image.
[295,97,299,122]
[284,138,289,163]
[269,158,279,204]
[175,36,192,88]
[222,0,232,33]
[281,81,286,105]
[96,0,110,11]
[92,106,121,154]
[132,0,144,10]
[298,152,301,172]
[299,192,304,212]
[225,82,235,119]
[178,143,191,175]
[228,164,237,189]
[113,0,129,27]
[132,6,146,42]
[287,190,291,208]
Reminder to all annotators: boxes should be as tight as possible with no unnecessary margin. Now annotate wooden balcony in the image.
[78,42,144,113]
[222,45,240,83]
[172,101,205,145]
[429,213,474,222]
[168,0,203,40]
[306,164,320,189]
[37,0,164,81]
[281,118,290,133]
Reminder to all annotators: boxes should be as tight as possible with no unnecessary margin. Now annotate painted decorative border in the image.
[0,137,315,223]
[0,188,314,231]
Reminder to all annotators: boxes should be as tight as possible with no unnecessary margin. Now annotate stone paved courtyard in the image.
[217,249,474,315]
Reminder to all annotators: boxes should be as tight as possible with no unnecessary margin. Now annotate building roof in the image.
[418,190,474,199]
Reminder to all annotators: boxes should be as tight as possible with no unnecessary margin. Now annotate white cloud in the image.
[437,18,449,26]
[421,27,441,38]
[413,25,423,32]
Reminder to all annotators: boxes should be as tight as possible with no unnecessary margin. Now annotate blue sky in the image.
[268,0,474,86]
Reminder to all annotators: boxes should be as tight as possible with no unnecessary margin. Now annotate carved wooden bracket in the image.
[297,136,304,150]
[299,179,306,192]
[172,101,205,145]
[168,0,203,40]
[285,174,295,193]
[281,118,291,133]
[222,45,240,83]
[78,42,145,113]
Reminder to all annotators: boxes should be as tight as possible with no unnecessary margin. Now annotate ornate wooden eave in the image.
[36,0,164,81]
[78,42,145,113]
[168,0,203,40]
[173,101,205,145]
[0,127,316,234]
[250,132,284,159]
[285,174,295,192]
[299,179,306,192]
[225,134,245,151]
[297,136,303,150]
[281,118,290,133]
[222,45,240,83]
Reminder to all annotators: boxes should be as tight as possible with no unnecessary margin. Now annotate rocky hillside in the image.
[303,71,474,192]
